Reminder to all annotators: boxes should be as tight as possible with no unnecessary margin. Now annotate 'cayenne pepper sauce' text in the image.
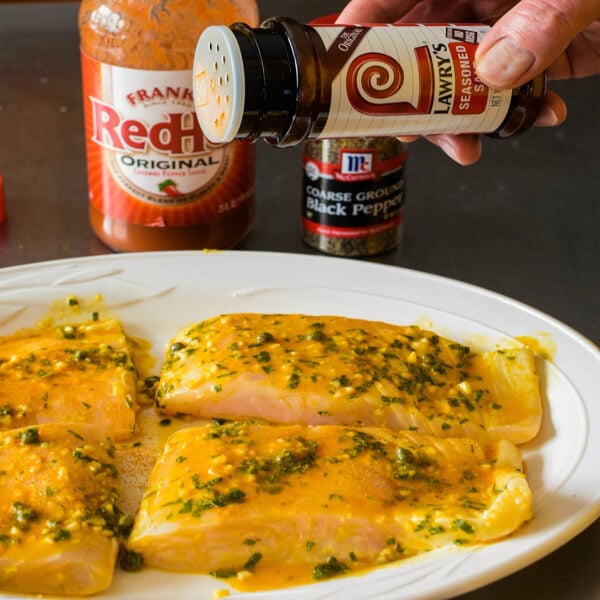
[79,0,258,252]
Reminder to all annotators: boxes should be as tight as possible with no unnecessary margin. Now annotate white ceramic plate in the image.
[0,251,598,600]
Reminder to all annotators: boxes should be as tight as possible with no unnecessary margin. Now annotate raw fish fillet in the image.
[128,422,532,586]
[157,314,542,444]
[0,423,125,595]
[0,316,139,440]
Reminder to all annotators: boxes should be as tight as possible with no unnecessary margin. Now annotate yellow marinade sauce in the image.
[0,295,140,441]
[516,333,557,361]
[0,422,125,596]
[157,314,542,444]
[127,422,532,591]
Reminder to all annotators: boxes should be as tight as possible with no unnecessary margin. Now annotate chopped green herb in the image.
[287,373,301,389]
[19,428,40,445]
[243,552,263,570]
[415,517,445,536]
[53,529,71,542]
[120,549,144,572]
[11,501,38,528]
[243,538,258,546]
[313,556,349,580]
[169,341,186,355]
[253,351,271,363]
[255,332,274,344]
[453,519,475,534]
[0,405,13,418]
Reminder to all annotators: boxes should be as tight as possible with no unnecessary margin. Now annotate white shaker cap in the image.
[193,26,245,144]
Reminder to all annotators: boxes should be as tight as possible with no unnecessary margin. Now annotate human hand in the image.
[337,0,600,164]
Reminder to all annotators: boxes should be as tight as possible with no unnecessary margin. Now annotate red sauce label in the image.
[81,52,254,226]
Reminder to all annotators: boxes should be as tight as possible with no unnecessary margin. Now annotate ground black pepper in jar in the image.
[302,137,406,257]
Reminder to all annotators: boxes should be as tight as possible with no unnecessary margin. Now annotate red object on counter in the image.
[0,174,6,223]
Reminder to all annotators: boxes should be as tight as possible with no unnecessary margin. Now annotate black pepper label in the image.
[301,138,406,256]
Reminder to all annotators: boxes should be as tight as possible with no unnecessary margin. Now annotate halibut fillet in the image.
[0,316,139,441]
[128,422,532,584]
[0,423,126,595]
[156,314,542,444]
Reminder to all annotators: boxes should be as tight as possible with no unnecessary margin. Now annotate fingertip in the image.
[396,135,419,144]
[427,134,482,166]
[475,37,536,89]
[535,90,567,127]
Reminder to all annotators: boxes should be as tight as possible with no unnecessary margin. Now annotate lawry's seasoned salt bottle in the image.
[192,18,546,147]
[79,0,258,252]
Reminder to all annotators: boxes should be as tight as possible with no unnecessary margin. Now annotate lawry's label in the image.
[81,52,253,225]
[316,24,510,137]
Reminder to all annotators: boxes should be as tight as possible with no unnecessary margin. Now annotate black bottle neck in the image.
[232,18,330,147]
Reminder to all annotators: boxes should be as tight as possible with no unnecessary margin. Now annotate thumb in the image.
[475,0,600,88]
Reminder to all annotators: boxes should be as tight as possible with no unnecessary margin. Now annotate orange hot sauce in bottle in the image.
[79,0,258,252]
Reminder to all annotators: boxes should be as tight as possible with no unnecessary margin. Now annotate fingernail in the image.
[432,137,461,164]
[476,38,535,87]
[535,103,560,127]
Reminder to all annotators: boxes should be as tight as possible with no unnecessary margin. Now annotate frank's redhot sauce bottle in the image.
[191,18,546,146]
[79,0,258,252]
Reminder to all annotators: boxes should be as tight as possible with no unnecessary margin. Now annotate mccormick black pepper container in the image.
[192,18,546,147]
[302,137,406,257]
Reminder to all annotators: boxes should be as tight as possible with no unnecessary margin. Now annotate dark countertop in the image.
[0,2,598,599]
